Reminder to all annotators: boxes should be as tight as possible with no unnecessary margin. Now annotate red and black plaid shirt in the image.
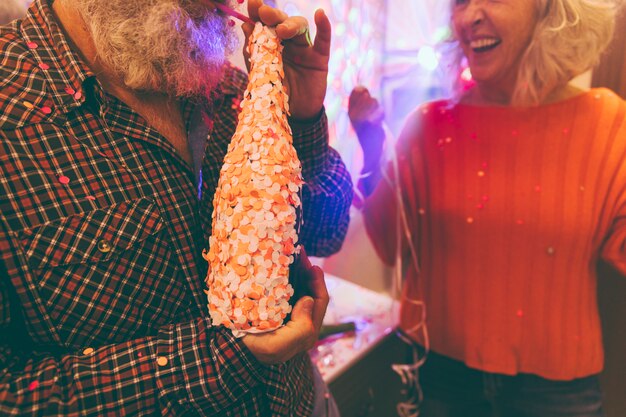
[0,1,352,415]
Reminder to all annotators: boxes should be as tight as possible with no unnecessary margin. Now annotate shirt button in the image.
[97,239,113,253]
[83,347,94,355]
[157,356,169,367]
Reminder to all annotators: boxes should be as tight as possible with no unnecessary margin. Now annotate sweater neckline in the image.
[454,88,607,112]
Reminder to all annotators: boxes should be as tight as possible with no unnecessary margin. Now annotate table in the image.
[309,275,412,417]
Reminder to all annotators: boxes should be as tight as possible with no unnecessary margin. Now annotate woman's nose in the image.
[461,1,486,28]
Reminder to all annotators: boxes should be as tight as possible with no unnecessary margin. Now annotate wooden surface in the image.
[592,6,626,98]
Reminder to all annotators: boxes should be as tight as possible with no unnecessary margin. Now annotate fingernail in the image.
[302,297,314,314]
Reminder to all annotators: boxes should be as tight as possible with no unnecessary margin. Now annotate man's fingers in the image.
[257,4,289,26]
[292,251,328,334]
[247,0,262,21]
[312,9,331,56]
[308,265,328,332]
[290,295,314,323]
[275,16,309,41]
[241,22,254,71]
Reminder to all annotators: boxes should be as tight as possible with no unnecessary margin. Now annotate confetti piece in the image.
[27,42,38,49]
[41,106,52,114]
[58,175,70,185]
[38,63,50,70]
[206,23,302,337]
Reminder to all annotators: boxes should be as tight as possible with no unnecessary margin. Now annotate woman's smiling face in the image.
[452,0,539,100]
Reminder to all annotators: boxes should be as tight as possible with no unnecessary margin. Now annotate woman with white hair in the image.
[0,0,27,24]
[353,0,625,415]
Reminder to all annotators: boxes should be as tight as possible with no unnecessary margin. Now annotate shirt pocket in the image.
[18,197,164,270]
[15,197,184,345]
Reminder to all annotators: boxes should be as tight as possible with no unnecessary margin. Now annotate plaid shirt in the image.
[0,1,352,415]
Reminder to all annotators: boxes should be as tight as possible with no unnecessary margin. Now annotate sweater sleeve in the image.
[362,110,423,267]
[599,97,626,276]
[600,166,626,277]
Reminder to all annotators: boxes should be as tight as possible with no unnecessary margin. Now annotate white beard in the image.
[76,0,239,97]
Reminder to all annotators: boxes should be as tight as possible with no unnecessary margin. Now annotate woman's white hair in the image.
[444,0,620,105]
[515,0,620,105]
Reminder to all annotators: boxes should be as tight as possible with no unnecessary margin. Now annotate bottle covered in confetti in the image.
[204,23,304,337]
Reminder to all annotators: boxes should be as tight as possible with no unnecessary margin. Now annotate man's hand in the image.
[241,250,329,365]
[243,0,331,120]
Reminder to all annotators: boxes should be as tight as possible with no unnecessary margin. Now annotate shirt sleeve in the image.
[290,111,353,257]
[0,225,266,416]
[0,302,265,415]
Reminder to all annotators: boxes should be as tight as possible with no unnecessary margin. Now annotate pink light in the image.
[461,67,473,82]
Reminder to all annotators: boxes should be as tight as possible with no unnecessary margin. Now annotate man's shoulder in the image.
[1,20,32,68]
[1,22,51,132]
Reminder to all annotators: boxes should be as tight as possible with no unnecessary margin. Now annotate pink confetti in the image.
[38,63,50,70]
[86,196,96,201]
[41,106,52,114]
[74,92,83,100]
[28,381,39,391]
[58,175,70,185]
[27,42,38,49]
[65,87,76,95]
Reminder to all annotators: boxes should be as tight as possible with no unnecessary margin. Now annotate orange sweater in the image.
[363,88,626,380]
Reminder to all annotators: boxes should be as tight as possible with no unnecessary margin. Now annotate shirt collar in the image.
[20,0,95,114]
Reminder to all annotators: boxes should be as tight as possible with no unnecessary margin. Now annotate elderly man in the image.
[0,0,351,415]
